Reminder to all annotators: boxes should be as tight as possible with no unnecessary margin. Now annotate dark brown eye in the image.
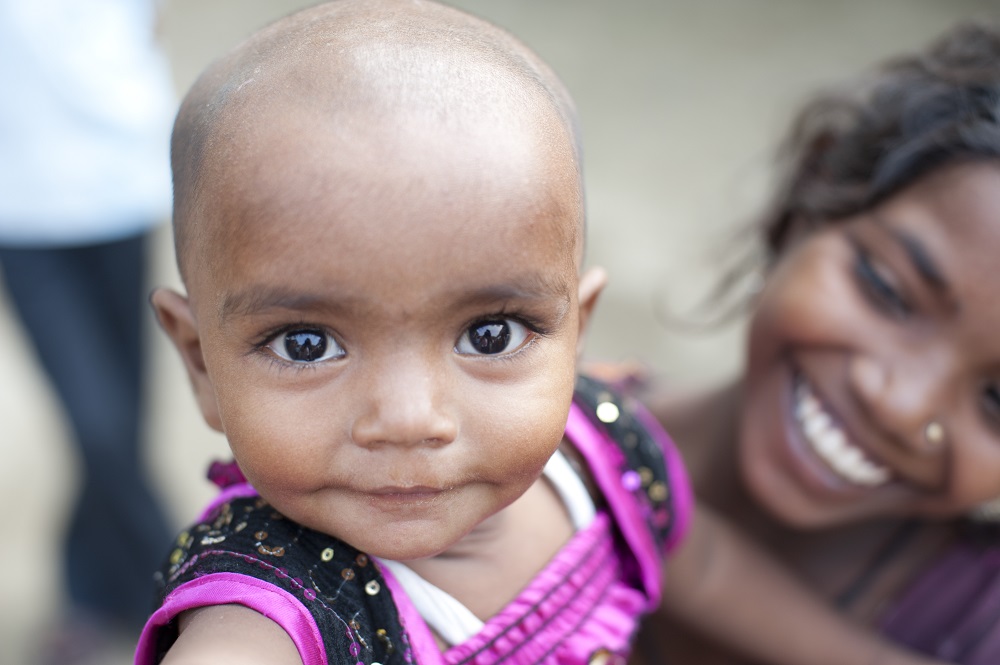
[266,328,345,363]
[455,318,530,356]
[467,321,510,354]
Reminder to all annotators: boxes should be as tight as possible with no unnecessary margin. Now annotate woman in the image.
[640,20,1000,664]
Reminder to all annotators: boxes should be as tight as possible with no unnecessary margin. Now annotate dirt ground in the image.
[1,1,995,663]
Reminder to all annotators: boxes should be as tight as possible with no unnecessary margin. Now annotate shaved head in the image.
[171,0,583,286]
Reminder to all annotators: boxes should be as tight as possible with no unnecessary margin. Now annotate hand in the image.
[581,359,650,391]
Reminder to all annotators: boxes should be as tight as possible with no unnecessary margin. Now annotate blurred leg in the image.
[0,232,172,632]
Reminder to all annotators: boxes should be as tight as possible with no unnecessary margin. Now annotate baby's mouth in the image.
[793,375,890,488]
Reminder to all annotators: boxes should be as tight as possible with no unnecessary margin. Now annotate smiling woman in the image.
[638,20,1000,665]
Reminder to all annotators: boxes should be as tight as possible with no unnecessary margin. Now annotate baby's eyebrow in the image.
[452,279,573,308]
[218,286,356,321]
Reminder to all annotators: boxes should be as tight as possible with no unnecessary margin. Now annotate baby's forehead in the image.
[187,100,584,318]
[198,99,582,257]
[179,4,584,287]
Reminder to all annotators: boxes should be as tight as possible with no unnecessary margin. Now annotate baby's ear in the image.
[150,288,224,432]
[575,266,608,359]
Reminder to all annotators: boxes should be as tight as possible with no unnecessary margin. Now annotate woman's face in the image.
[741,161,1000,528]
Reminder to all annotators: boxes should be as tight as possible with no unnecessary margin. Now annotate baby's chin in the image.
[342,525,471,563]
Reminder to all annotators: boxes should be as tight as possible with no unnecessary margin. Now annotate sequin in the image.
[649,481,669,502]
[234,521,247,533]
[596,401,620,423]
[200,535,226,545]
[257,544,286,557]
[620,470,642,491]
[365,580,381,595]
[255,530,268,540]
[588,648,625,665]
[349,643,361,656]
[321,547,335,562]
[177,531,191,547]
[169,548,184,565]
[377,628,394,654]
[342,568,356,581]
[638,466,653,486]
[355,553,369,567]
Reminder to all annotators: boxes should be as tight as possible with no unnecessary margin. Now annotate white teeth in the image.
[794,378,890,487]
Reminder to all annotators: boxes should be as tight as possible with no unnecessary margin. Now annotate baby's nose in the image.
[350,358,458,449]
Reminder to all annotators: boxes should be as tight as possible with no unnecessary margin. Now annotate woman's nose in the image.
[849,352,951,454]
[350,354,458,449]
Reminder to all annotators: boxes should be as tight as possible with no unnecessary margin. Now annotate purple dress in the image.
[134,376,693,665]
[881,538,1000,664]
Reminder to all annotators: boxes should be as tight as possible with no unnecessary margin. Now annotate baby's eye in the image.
[266,328,345,363]
[455,318,532,356]
[853,247,910,319]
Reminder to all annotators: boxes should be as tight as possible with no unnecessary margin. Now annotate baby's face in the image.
[163,104,598,560]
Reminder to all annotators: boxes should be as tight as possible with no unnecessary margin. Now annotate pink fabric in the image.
[565,401,690,609]
[134,572,328,665]
[379,563,448,665]
[380,513,646,665]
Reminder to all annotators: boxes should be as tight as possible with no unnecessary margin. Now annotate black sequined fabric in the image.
[153,496,410,665]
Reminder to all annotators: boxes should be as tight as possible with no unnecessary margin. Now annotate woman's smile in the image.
[792,372,890,488]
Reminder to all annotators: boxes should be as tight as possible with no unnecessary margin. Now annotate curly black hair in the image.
[761,20,1000,258]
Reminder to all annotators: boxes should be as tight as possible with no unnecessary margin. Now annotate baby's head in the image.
[154,0,605,560]
[735,21,1000,528]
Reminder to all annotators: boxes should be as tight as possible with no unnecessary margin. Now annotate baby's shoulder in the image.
[143,496,409,665]
[160,604,304,664]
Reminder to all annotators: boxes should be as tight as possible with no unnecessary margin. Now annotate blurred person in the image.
[636,20,1000,665]
[0,0,176,661]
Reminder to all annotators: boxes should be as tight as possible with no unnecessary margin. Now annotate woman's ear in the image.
[150,288,224,432]
[575,266,608,359]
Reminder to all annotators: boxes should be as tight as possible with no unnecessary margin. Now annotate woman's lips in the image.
[792,374,891,488]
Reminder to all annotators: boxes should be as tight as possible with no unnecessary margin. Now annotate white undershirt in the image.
[377,449,595,647]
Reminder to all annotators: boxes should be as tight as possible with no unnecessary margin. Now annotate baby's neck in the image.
[403,473,574,622]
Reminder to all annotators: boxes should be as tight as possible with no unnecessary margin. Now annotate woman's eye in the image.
[853,248,910,318]
[266,328,345,363]
[455,318,532,356]
[982,383,1000,424]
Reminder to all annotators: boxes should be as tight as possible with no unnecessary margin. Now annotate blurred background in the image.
[0,1,996,663]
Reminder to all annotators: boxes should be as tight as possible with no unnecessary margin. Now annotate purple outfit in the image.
[135,376,692,665]
[881,539,1000,664]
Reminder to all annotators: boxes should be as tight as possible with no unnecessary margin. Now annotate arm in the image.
[656,504,951,665]
[161,605,304,665]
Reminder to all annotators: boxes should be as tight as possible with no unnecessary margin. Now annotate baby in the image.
[136,1,951,664]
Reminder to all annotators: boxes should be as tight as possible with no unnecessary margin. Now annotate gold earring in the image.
[924,421,944,447]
